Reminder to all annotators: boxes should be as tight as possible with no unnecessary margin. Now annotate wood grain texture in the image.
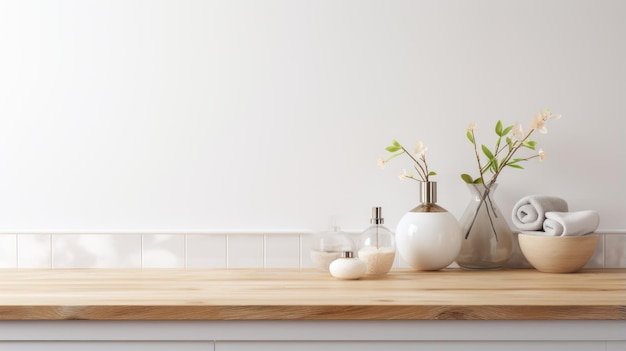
[0,268,624,320]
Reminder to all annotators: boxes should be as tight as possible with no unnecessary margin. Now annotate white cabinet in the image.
[0,321,624,350]
[215,341,607,351]
[0,341,213,351]
[607,342,626,351]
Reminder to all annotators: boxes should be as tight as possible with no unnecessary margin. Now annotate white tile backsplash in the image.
[0,234,17,268]
[605,234,626,268]
[265,234,300,268]
[186,234,227,268]
[227,234,264,268]
[142,234,185,268]
[585,235,605,269]
[299,233,316,269]
[3,232,624,270]
[52,234,142,268]
[17,234,51,268]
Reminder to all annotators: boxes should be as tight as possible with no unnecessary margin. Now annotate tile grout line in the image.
[300,234,304,269]
[225,234,229,269]
[298,234,302,269]
[263,234,267,269]
[14,234,18,268]
[184,234,188,269]
[50,234,54,269]
[601,236,604,268]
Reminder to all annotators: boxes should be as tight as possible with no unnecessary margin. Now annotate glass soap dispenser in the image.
[358,207,396,275]
[310,221,355,272]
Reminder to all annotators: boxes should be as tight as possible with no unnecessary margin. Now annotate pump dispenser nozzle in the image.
[370,207,384,224]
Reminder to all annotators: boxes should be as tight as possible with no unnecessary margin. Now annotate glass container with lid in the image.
[310,221,355,271]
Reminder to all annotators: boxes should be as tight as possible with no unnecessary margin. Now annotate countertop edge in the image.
[1,305,624,321]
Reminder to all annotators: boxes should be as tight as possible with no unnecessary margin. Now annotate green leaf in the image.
[481,144,495,160]
[428,171,437,176]
[499,157,508,168]
[495,120,503,136]
[385,152,403,162]
[506,137,513,151]
[473,178,483,184]
[490,159,498,173]
[507,163,524,169]
[386,140,403,152]
[524,141,537,150]
[502,125,513,136]
[482,158,495,174]
[466,130,475,144]
[461,174,474,183]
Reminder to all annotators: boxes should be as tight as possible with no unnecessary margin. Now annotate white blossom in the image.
[530,114,548,134]
[398,169,409,182]
[538,148,546,161]
[512,121,524,139]
[539,108,561,121]
[414,141,428,156]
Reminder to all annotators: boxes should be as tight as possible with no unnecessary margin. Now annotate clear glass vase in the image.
[456,183,513,269]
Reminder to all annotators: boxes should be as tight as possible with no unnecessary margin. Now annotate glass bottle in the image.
[358,207,396,275]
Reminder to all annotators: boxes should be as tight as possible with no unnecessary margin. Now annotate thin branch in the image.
[400,145,429,181]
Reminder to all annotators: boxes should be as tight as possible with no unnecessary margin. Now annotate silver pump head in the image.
[370,207,384,224]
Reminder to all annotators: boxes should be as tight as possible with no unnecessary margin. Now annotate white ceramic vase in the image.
[395,181,462,271]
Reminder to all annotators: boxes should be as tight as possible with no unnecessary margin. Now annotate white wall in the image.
[0,0,624,233]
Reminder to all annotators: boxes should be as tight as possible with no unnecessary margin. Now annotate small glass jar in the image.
[359,207,396,275]
[310,225,355,271]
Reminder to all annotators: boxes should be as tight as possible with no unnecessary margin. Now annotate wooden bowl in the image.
[518,233,599,273]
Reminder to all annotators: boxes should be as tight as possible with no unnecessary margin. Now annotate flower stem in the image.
[400,145,429,182]
[464,183,498,241]
[470,130,487,184]
[488,129,535,185]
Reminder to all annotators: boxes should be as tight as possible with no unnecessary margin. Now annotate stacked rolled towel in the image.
[511,195,599,236]
[512,195,569,231]
[543,211,600,236]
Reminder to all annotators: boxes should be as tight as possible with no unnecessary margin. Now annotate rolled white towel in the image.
[542,210,600,236]
[511,195,569,231]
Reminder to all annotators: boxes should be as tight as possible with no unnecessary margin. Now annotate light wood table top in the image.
[0,268,624,320]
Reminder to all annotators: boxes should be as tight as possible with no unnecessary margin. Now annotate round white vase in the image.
[395,181,462,271]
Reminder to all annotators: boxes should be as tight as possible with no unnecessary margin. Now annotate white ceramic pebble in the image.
[329,251,367,280]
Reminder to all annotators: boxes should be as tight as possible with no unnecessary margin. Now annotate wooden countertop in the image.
[0,268,624,320]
